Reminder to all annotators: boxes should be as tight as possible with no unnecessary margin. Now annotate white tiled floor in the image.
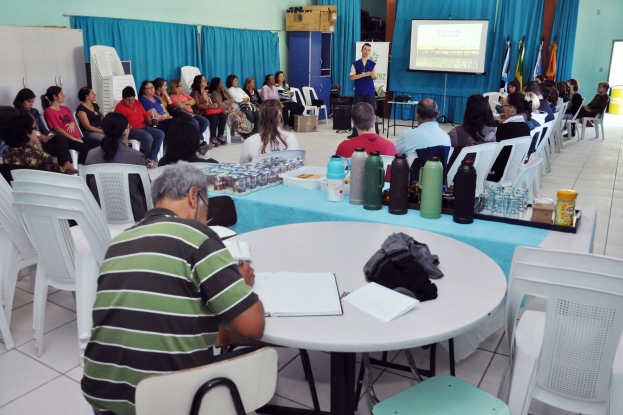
[2,114,622,414]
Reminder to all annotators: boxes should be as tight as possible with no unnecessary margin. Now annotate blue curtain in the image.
[200,26,279,87]
[71,16,200,86]
[550,0,579,81]
[318,0,361,94]
[389,0,544,123]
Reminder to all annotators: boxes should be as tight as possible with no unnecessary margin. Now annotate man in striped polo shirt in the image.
[81,162,265,415]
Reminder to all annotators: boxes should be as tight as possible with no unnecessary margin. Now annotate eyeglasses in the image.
[145,86,155,90]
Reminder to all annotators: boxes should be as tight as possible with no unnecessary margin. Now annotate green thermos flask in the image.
[363,151,385,210]
[419,156,443,219]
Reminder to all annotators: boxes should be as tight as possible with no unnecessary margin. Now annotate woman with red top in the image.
[41,86,95,165]
[167,79,210,137]
[190,75,227,146]
[114,86,164,168]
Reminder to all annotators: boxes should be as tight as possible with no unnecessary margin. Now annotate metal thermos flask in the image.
[388,153,410,215]
[419,156,443,219]
[453,159,477,224]
[349,148,367,205]
[363,151,384,210]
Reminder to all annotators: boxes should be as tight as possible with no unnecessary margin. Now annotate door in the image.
[0,26,26,107]
[608,40,623,86]
[311,75,332,120]
[288,32,311,89]
[21,27,59,113]
[54,28,87,112]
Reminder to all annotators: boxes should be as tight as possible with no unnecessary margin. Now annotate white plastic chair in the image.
[0,177,38,350]
[511,157,542,201]
[12,193,110,360]
[485,136,531,188]
[302,86,328,123]
[446,142,497,196]
[532,121,553,176]
[578,102,608,141]
[290,87,316,116]
[483,91,506,113]
[564,97,586,142]
[553,102,568,153]
[79,164,153,225]
[135,347,278,415]
[128,139,141,152]
[181,66,201,96]
[501,247,623,415]
[251,150,306,163]
[90,46,137,115]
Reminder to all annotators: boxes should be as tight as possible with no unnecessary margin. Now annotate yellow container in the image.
[554,189,577,226]
[609,86,623,115]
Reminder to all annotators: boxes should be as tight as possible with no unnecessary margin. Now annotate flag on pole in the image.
[533,40,543,81]
[500,36,511,92]
[515,37,525,90]
[546,41,557,81]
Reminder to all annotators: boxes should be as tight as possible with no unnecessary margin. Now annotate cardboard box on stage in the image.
[286,8,336,32]
[302,5,338,22]
[294,115,318,133]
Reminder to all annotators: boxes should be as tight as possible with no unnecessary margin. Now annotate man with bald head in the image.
[395,98,451,155]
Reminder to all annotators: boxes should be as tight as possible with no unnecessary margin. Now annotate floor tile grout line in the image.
[272,393,314,410]
[0,373,63,409]
[276,352,300,373]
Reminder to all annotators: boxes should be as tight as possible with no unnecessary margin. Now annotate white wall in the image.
[0,0,313,78]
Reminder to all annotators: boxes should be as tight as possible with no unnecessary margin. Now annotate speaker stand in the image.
[436,73,455,126]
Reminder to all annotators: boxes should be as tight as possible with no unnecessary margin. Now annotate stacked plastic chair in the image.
[90,46,137,115]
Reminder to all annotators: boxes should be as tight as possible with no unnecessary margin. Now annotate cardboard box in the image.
[294,114,318,132]
[302,5,337,22]
[286,11,321,32]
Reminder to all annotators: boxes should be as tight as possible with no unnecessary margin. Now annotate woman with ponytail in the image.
[85,113,148,221]
[41,86,96,165]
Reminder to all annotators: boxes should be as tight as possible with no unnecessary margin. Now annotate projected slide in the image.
[409,20,489,74]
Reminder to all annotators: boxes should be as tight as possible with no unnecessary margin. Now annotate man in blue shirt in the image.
[395,99,451,154]
[349,43,378,138]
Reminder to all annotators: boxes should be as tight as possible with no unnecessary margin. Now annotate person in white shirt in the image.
[239,99,300,164]
[395,98,451,155]
[226,74,260,134]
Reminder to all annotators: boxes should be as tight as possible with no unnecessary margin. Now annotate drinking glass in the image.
[507,196,521,217]
[493,195,507,215]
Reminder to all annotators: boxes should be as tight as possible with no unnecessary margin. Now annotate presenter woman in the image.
[349,43,378,138]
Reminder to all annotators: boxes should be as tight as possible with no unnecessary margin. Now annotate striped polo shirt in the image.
[81,208,258,415]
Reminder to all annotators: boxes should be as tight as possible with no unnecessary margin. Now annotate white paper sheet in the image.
[344,282,419,322]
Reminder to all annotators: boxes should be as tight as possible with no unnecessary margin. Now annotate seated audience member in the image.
[395,99,451,155]
[85,113,148,222]
[260,74,281,105]
[1,110,68,174]
[167,79,210,138]
[81,162,265,415]
[190,75,227,146]
[13,88,78,173]
[496,80,520,113]
[576,82,610,120]
[138,80,176,137]
[556,81,569,103]
[209,77,252,137]
[239,99,300,163]
[524,81,554,123]
[525,92,545,129]
[275,71,305,131]
[76,87,105,143]
[487,92,532,182]
[563,78,583,137]
[449,95,497,148]
[543,87,559,113]
[335,102,396,158]
[535,75,546,84]
[158,120,218,167]
[42,86,95,164]
[227,74,260,134]
[243,77,263,107]
[114,86,164,168]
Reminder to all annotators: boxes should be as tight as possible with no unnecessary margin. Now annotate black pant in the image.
[204,112,227,138]
[42,135,95,165]
[282,101,305,128]
[242,109,260,133]
[351,94,379,137]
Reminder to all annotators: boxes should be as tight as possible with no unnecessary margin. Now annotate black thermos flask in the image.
[453,159,477,224]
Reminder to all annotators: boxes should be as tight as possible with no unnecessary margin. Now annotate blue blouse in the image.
[139,96,165,115]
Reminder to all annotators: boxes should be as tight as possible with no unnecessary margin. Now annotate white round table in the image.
[232,221,506,415]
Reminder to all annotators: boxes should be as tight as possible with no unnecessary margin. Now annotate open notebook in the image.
[223,241,251,262]
[253,272,343,317]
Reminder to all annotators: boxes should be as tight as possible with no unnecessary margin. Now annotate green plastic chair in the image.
[372,374,510,415]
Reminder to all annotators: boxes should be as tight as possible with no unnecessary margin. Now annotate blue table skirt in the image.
[226,185,549,278]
